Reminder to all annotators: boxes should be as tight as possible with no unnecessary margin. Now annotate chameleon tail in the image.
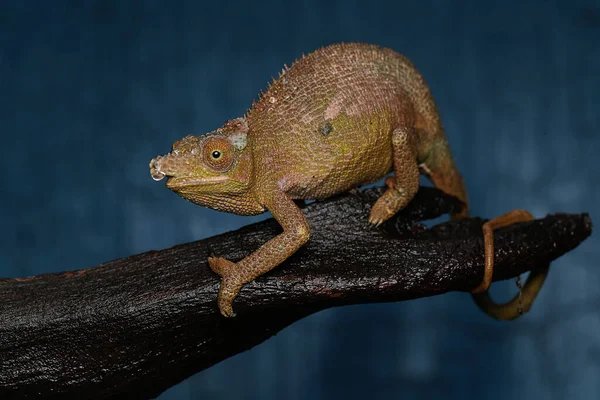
[473,271,549,320]
[424,138,549,320]
[471,262,550,320]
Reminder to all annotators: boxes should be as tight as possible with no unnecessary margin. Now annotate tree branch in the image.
[0,187,592,399]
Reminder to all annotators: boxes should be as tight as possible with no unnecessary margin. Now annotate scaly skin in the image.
[150,43,548,318]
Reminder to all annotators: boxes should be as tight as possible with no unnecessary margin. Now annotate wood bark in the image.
[0,187,592,399]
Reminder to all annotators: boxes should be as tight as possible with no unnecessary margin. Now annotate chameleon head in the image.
[149,118,254,208]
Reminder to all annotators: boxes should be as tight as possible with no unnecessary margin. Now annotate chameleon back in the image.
[245,43,449,200]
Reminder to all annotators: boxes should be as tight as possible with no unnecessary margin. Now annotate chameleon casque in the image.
[150,43,548,318]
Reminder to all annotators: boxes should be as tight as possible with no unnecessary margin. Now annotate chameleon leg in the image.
[208,190,310,317]
[470,209,550,320]
[368,127,420,225]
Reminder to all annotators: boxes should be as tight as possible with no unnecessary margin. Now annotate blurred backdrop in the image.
[1,0,598,399]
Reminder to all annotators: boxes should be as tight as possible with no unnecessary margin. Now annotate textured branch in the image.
[0,187,592,399]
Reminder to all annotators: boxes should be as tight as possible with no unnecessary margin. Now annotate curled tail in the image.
[471,262,550,320]
[423,138,548,320]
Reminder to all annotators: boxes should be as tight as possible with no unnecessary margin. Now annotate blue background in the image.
[1,1,599,399]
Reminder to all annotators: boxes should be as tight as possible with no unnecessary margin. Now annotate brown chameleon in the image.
[150,43,548,318]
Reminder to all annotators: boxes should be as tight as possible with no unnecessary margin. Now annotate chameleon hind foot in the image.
[208,256,243,317]
[369,127,420,226]
[368,177,408,226]
[472,209,534,293]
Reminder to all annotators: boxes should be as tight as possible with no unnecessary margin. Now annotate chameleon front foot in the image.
[208,256,244,317]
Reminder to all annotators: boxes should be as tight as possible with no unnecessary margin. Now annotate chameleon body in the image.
[150,43,546,318]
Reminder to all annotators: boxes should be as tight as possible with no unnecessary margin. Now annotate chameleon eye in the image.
[203,137,234,172]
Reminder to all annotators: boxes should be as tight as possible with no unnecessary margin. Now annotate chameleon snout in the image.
[149,151,197,184]
[149,155,167,181]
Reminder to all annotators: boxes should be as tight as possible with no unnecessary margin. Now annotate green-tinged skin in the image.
[150,43,548,318]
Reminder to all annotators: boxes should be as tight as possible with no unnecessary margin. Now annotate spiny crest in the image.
[245,73,284,118]
[266,75,277,90]
[244,48,322,119]
[277,64,289,78]
[247,94,266,118]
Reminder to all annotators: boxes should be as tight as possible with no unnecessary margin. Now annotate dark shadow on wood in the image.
[0,187,592,399]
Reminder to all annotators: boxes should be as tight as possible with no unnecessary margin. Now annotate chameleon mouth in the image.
[165,175,230,189]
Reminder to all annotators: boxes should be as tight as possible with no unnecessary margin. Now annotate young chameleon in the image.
[150,43,549,318]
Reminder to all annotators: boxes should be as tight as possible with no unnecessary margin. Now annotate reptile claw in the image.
[219,304,236,318]
[367,215,384,227]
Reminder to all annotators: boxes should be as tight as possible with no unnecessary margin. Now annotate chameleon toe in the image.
[218,277,244,318]
[208,256,235,277]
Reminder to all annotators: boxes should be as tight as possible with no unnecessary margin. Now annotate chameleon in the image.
[149,42,549,318]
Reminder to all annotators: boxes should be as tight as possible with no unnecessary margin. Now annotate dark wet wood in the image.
[0,187,592,399]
